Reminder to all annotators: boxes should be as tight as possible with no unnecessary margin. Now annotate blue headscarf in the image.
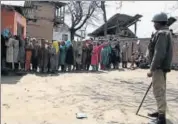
[65,40,72,48]
[2,28,10,38]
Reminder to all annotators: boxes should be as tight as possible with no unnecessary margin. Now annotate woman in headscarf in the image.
[100,45,109,70]
[48,42,56,73]
[91,41,108,71]
[38,39,49,73]
[85,43,93,71]
[53,40,60,71]
[25,38,33,71]
[65,44,74,72]
[115,42,121,69]
[59,41,67,72]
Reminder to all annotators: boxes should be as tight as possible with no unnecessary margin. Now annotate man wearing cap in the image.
[147,12,173,124]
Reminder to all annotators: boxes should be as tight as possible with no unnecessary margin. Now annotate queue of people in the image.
[1,33,147,75]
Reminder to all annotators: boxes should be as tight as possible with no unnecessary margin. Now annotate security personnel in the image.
[147,12,173,124]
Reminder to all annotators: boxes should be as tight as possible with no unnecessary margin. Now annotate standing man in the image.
[121,43,129,68]
[147,12,173,124]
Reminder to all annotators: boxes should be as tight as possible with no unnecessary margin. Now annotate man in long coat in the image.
[18,36,26,71]
[121,43,129,68]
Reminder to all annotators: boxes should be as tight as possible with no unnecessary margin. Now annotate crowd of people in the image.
[1,33,147,75]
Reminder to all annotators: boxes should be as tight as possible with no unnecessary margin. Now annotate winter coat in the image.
[91,43,106,65]
[6,38,14,63]
[65,46,74,65]
[101,47,109,66]
[18,39,25,63]
[59,45,67,65]
[121,45,129,62]
[49,46,56,71]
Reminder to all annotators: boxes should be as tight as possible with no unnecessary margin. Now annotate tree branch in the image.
[74,2,96,31]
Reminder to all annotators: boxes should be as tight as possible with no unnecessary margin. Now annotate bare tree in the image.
[95,1,123,39]
[101,1,107,38]
[66,1,99,40]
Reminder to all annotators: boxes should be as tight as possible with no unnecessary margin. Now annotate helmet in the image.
[152,12,168,22]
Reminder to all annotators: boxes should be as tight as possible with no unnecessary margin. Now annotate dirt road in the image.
[1,69,178,124]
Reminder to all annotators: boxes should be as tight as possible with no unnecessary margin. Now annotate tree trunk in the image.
[70,29,75,41]
[101,1,107,39]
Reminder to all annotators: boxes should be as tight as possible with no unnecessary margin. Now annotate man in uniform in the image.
[147,12,173,124]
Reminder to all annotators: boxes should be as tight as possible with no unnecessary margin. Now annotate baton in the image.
[136,82,152,115]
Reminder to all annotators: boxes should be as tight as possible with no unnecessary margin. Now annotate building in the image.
[53,23,71,41]
[88,13,142,39]
[23,1,66,41]
[1,4,26,38]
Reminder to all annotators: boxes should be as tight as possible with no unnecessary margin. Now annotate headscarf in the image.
[53,40,59,53]
[65,40,72,48]
[2,28,10,38]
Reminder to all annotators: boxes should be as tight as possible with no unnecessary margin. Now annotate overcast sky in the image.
[1,1,178,38]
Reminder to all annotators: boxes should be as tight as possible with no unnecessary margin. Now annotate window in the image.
[62,34,68,41]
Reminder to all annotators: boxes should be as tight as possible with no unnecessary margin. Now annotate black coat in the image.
[65,46,74,65]
[1,35,6,59]
[86,46,92,65]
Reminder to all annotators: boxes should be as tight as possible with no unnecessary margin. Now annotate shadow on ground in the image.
[1,76,23,84]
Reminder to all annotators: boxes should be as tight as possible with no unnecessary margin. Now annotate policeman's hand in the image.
[147,71,153,77]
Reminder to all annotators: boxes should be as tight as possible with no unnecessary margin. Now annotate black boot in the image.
[148,112,159,118]
[157,114,166,124]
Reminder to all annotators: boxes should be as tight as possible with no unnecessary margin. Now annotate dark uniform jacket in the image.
[148,26,173,72]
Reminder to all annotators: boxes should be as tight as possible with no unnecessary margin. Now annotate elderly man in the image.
[147,13,173,124]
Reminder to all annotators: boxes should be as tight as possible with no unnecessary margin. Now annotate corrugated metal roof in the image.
[88,13,142,37]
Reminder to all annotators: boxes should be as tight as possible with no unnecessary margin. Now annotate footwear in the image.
[148,112,159,118]
[157,114,166,124]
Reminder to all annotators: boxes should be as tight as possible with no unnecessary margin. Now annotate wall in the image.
[1,8,26,38]
[53,24,71,41]
[26,2,55,41]
[1,8,15,35]
[14,11,27,38]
